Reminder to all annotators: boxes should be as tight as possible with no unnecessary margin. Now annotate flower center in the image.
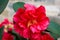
[4,24,13,32]
[27,20,37,27]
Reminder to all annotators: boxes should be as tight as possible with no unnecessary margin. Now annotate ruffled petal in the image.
[24,3,36,11]
[23,28,30,38]
[37,17,49,30]
[37,5,46,13]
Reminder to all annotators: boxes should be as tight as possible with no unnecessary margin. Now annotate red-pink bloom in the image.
[13,3,50,39]
[1,18,13,26]
[0,18,14,40]
[0,18,13,28]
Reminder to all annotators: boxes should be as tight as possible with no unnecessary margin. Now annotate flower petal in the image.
[37,17,49,30]
[37,5,46,13]
[24,3,36,11]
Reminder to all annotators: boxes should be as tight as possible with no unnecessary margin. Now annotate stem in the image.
[27,38,29,40]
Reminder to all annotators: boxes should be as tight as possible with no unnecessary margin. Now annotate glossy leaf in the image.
[0,0,9,14]
[0,27,4,40]
[50,32,60,40]
[13,2,25,11]
[47,21,60,38]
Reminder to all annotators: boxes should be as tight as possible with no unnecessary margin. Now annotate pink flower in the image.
[13,3,50,39]
[1,18,13,26]
[0,18,14,40]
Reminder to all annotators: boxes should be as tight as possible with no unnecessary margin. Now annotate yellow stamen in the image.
[4,24,13,32]
[27,20,37,27]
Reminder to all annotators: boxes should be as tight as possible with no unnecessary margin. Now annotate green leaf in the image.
[0,0,9,14]
[50,32,60,40]
[13,2,25,11]
[8,31,27,40]
[0,27,4,40]
[47,21,60,38]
